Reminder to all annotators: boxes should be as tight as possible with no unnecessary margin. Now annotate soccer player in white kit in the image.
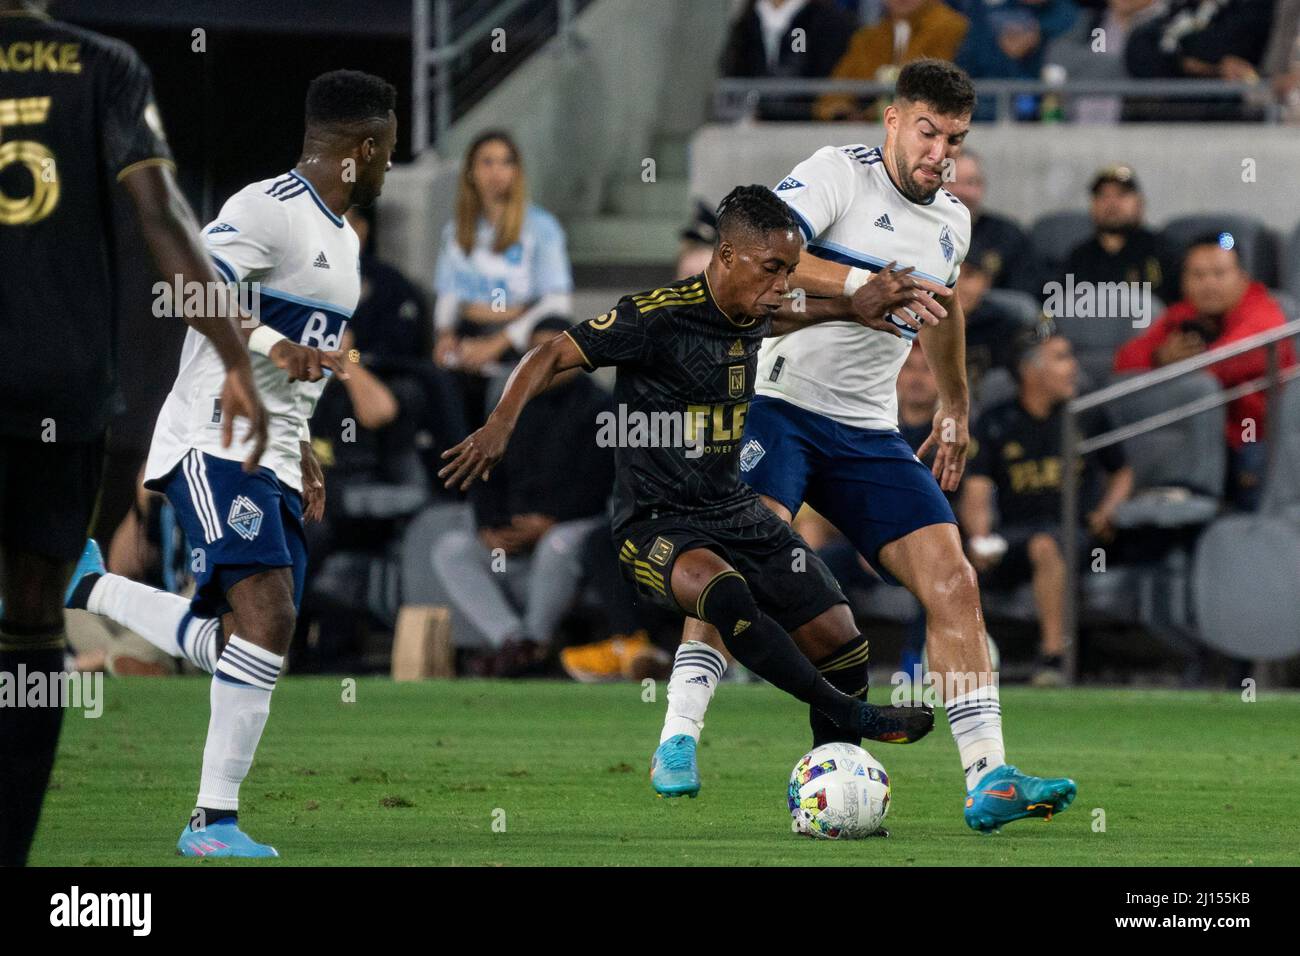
[64,70,398,857]
[650,60,1076,833]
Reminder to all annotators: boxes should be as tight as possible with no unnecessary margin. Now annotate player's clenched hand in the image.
[300,440,326,522]
[269,340,351,383]
[439,419,511,491]
[850,262,948,337]
[220,360,269,473]
[916,404,969,492]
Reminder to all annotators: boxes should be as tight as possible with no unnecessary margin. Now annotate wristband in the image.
[843,267,872,296]
[248,324,288,357]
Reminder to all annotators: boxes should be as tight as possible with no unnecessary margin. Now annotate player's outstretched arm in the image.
[120,163,269,471]
[438,331,587,491]
[770,263,948,337]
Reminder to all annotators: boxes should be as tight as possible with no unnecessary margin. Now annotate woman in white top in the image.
[433,130,573,384]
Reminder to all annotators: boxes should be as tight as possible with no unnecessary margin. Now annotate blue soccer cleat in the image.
[177,820,279,858]
[964,764,1077,834]
[64,538,105,608]
[651,734,701,798]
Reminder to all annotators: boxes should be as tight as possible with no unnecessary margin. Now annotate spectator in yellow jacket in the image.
[815,0,969,121]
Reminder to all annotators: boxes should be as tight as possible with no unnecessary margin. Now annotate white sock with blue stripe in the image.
[659,640,727,744]
[86,573,221,673]
[196,636,283,812]
[946,685,1006,790]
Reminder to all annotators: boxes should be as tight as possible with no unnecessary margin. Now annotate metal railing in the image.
[411,0,585,154]
[713,77,1283,124]
[1059,318,1300,682]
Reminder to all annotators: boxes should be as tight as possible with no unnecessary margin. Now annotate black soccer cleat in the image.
[853,701,934,744]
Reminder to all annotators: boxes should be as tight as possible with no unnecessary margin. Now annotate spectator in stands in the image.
[349,208,467,492]
[813,0,969,120]
[350,207,431,361]
[720,0,859,120]
[1113,234,1297,510]
[957,258,1029,396]
[956,0,1077,84]
[962,328,1134,686]
[298,328,426,671]
[429,319,615,677]
[945,151,1037,293]
[1125,0,1274,80]
[433,131,573,426]
[1060,164,1183,309]
[676,200,719,281]
[1044,0,1165,122]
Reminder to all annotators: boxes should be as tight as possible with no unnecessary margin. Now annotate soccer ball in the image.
[787,743,890,839]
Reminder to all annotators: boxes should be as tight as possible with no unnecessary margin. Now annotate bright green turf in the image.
[30,678,1300,866]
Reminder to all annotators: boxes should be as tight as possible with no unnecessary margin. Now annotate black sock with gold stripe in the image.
[810,634,870,748]
[697,571,859,730]
[0,621,68,867]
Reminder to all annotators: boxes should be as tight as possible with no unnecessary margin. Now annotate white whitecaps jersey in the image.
[760,144,970,430]
[144,171,360,493]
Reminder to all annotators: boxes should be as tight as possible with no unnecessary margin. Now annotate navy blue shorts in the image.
[737,395,956,586]
[156,449,307,618]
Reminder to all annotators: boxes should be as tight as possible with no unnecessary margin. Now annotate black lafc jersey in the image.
[0,9,173,440]
[565,273,772,532]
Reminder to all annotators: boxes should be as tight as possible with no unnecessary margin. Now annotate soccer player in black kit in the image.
[441,186,952,775]
[0,0,320,865]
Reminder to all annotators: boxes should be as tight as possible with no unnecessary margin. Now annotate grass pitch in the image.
[31,678,1300,866]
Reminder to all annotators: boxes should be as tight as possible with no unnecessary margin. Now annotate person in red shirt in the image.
[1114,233,1296,509]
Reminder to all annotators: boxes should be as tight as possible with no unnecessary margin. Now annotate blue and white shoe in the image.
[650,734,700,798]
[64,539,105,609]
[964,764,1077,834]
[177,820,279,858]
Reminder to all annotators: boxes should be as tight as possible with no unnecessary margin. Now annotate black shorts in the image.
[979,522,1091,591]
[614,499,848,633]
[0,433,105,562]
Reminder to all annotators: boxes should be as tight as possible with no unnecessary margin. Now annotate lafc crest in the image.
[728,364,745,398]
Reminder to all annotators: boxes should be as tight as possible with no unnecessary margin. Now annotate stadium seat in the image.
[1053,307,1151,394]
[981,288,1043,329]
[1161,214,1279,288]
[1192,515,1300,660]
[1260,380,1300,520]
[1028,210,1092,278]
[1107,371,1226,528]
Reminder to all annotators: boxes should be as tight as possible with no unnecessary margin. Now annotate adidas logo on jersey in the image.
[733,619,751,636]
[313,251,330,269]
[686,675,710,687]
[874,214,894,232]
[227,496,264,541]
[728,339,745,357]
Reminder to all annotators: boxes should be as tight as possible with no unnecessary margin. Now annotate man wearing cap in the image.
[1059,165,1183,307]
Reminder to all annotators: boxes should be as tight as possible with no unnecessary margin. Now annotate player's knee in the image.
[237,597,296,653]
[915,554,980,615]
[694,570,760,640]
[1027,533,1063,567]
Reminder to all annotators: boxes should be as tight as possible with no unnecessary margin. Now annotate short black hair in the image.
[1008,320,1061,384]
[305,70,396,127]
[895,59,976,117]
[1186,231,1241,265]
[715,185,800,245]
